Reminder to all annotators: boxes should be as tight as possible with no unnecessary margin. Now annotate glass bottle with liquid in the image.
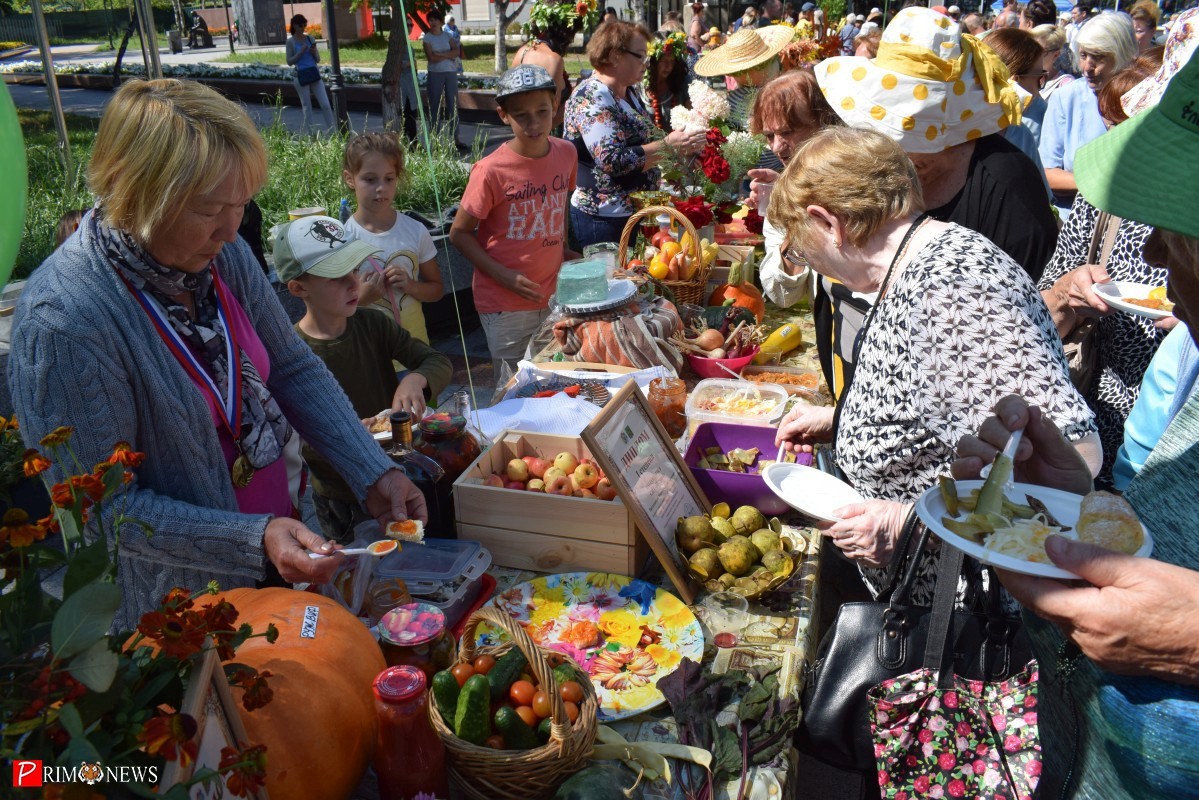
[372,665,449,800]
[388,411,446,536]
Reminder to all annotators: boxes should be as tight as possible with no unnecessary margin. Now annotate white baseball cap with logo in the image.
[273,215,381,283]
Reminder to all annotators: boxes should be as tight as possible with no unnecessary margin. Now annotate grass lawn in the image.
[215,36,591,75]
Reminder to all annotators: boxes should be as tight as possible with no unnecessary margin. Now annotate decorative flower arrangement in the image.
[528,0,601,40]
[778,32,843,70]
[647,30,688,63]
[1,422,277,797]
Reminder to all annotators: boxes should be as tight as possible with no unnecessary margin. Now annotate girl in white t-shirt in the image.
[342,132,445,343]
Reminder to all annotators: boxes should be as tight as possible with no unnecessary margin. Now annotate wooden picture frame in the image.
[159,645,269,799]
[582,381,710,604]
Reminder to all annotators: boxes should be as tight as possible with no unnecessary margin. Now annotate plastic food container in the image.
[684,423,800,515]
[684,378,789,439]
[375,540,492,628]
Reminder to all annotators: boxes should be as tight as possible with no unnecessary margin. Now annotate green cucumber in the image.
[495,706,541,750]
[431,670,460,721]
[537,716,553,744]
[487,648,528,703]
[453,674,491,746]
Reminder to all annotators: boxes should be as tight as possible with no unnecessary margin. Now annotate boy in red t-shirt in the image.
[450,64,580,380]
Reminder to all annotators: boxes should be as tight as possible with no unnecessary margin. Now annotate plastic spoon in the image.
[307,539,399,559]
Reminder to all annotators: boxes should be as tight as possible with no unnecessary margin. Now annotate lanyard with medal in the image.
[120,266,256,488]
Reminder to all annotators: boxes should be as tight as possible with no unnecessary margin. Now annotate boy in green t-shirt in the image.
[275,215,453,543]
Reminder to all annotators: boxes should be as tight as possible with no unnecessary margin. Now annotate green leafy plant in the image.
[0,423,277,797]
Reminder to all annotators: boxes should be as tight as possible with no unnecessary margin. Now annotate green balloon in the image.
[0,83,27,293]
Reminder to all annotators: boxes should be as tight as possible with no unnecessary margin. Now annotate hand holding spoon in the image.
[308,539,399,559]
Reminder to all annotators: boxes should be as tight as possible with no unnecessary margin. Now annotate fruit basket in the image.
[618,205,710,305]
[430,605,599,799]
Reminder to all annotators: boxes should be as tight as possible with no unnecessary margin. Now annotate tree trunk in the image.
[494,6,508,74]
[172,0,186,32]
[631,0,646,24]
[381,0,411,130]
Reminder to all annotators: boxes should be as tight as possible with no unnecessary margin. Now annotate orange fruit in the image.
[660,241,682,262]
[648,259,670,280]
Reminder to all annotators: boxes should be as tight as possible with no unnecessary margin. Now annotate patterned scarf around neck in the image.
[93,210,291,472]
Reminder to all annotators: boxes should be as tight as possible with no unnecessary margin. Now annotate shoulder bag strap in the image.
[886,513,936,606]
[1086,211,1112,266]
[923,541,967,689]
[876,508,924,601]
[1098,213,1123,269]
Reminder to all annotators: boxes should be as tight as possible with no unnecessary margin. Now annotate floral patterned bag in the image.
[868,542,1041,800]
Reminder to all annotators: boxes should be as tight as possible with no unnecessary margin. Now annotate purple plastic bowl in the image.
[684,422,812,515]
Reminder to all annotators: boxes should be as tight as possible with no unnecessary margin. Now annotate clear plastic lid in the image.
[686,378,789,420]
[375,538,486,582]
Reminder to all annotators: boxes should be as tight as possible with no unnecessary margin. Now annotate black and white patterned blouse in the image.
[1037,195,1167,489]
[836,224,1097,601]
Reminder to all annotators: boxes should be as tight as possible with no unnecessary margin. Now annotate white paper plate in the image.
[914,479,1154,579]
[762,462,865,522]
[1092,282,1174,321]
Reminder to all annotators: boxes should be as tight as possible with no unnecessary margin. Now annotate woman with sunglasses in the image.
[564,21,705,248]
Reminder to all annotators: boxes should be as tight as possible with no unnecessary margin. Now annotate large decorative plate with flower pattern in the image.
[477,572,704,722]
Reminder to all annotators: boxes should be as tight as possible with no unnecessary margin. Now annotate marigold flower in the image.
[137,610,207,660]
[220,744,268,798]
[22,449,51,478]
[108,442,146,468]
[70,474,106,503]
[50,482,74,509]
[138,713,199,767]
[228,666,275,712]
[38,513,60,534]
[38,426,74,448]
[161,588,196,612]
[2,508,48,548]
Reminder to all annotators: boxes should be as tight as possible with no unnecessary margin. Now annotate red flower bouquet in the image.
[674,195,715,229]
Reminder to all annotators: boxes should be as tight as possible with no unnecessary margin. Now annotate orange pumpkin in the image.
[708,258,765,323]
[210,588,385,800]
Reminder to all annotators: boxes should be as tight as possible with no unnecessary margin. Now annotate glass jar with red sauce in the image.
[372,665,449,800]
[648,377,687,439]
[378,602,456,682]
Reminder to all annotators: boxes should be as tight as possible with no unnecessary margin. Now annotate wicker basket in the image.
[618,205,711,306]
[430,605,599,799]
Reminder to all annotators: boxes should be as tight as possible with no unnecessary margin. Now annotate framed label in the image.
[582,381,710,603]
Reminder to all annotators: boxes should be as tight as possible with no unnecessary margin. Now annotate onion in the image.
[708,348,727,359]
[694,328,725,352]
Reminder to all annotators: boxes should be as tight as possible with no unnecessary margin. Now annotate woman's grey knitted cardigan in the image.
[8,217,395,629]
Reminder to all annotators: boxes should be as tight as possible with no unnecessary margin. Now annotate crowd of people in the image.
[10,1,1199,796]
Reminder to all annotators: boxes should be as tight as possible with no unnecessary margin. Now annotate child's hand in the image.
[502,269,544,303]
[392,373,429,419]
[383,266,412,294]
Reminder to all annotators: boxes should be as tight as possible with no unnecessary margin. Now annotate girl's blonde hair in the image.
[768,127,924,253]
[342,131,406,180]
[88,79,266,244]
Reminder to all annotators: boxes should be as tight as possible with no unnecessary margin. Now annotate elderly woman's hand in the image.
[747,168,780,211]
[821,499,911,568]
[775,404,835,453]
[264,518,343,584]
[1052,264,1114,319]
[952,395,1093,496]
[365,468,429,526]
[665,128,707,155]
[998,536,1199,686]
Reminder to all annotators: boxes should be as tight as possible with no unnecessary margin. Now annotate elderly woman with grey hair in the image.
[8,79,425,628]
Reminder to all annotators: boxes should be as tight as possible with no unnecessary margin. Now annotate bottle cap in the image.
[373,665,426,703]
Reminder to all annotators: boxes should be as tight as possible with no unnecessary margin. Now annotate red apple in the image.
[595,478,618,501]
[573,463,599,489]
[504,480,526,491]
[522,455,538,469]
[506,458,530,482]
[526,478,546,492]
[553,452,579,474]
[483,474,505,488]
[542,466,567,485]
[577,488,597,499]
[527,457,550,478]
[546,475,572,495]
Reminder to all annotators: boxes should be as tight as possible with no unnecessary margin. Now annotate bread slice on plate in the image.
[386,519,425,543]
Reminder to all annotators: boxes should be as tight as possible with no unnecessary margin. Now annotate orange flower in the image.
[161,588,196,612]
[561,620,601,650]
[38,513,59,534]
[108,442,146,468]
[137,610,206,660]
[138,713,199,767]
[38,426,74,448]
[220,744,268,798]
[70,474,106,503]
[22,449,51,478]
[228,666,274,712]
[49,481,73,508]
[2,508,48,548]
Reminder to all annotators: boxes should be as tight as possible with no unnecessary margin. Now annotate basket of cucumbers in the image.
[429,604,600,799]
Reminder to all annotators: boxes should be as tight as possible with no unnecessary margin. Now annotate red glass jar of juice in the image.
[373,665,449,800]
[378,602,456,683]
[648,377,687,439]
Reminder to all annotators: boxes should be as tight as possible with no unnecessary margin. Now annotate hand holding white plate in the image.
[1092,282,1174,321]
[915,479,1154,579]
[762,462,865,523]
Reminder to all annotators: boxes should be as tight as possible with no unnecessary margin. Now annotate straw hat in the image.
[1121,7,1199,118]
[814,6,1025,152]
[694,25,794,76]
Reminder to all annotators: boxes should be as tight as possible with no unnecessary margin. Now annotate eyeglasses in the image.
[783,246,808,269]
[622,47,651,64]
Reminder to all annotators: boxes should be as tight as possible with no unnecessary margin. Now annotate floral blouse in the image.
[837,224,1096,603]
[565,77,658,217]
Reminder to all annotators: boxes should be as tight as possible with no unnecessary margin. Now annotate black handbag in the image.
[297,65,321,86]
[796,511,1031,773]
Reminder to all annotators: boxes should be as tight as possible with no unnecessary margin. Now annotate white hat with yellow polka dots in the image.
[814,6,1026,153]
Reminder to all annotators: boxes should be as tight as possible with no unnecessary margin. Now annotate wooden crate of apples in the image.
[479,450,618,501]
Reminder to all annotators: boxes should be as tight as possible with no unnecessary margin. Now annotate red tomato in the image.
[532,690,552,719]
[514,705,539,728]
[558,681,584,704]
[563,701,579,724]
[485,734,506,750]
[473,655,497,675]
[509,680,536,707]
[451,663,474,688]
